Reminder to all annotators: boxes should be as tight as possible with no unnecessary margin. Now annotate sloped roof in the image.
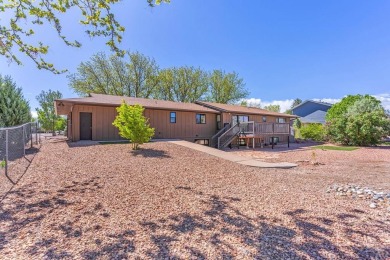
[195,101,298,118]
[291,100,332,111]
[56,93,219,113]
[300,110,327,124]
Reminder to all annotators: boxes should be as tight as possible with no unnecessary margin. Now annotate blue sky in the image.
[1,0,390,114]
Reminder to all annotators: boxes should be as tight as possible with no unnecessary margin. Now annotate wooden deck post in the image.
[253,122,255,150]
[288,135,290,148]
[272,123,274,149]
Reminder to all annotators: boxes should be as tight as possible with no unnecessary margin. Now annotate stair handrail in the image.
[217,122,240,149]
[211,123,230,141]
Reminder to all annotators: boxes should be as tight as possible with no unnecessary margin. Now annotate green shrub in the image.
[300,123,325,141]
[112,102,155,150]
[326,95,390,146]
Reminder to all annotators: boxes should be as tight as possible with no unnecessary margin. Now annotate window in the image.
[232,115,249,125]
[195,139,209,146]
[269,137,279,144]
[196,114,206,124]
[170,112,176,123]
[276,117,286,123]
[216,115,221,130]
[262,116,267,122]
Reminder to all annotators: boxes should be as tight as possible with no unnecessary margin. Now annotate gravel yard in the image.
[0,139,389,259]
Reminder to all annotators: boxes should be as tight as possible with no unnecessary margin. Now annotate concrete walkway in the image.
[167,140,297,169]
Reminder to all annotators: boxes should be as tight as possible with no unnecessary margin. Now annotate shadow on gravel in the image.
[1,180,389,259]
[130,148,171,158]
[0,177,137,259]
[139,187,390,259]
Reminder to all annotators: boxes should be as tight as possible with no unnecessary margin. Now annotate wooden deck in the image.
[217,121,291,149]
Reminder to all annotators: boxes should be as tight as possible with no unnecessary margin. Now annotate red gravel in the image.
[0,139,389,259]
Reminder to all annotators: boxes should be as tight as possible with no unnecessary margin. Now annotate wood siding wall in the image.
[71,105,218,142]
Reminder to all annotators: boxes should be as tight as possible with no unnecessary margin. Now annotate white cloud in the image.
[373,94,390,110]
[312,98,340,104]
[244,93,390,112]
[31,110,37,118]
[244,98,294,112]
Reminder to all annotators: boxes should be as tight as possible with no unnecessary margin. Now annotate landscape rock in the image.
[328,184,390,211]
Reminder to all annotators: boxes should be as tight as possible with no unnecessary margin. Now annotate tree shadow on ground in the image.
[140,186,390,259]
[1,182,389,259]
[130,148,171,158]
[0,177,136,259]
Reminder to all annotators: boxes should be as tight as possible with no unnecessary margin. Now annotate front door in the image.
[80,112,92,140]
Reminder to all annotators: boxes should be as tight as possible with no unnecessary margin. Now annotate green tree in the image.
[300,123,325,141]
[344,97,390,146]
[127,51,160,98]
[285,98,302,114]
[292,98,302,108]
[326,94,389,145]
[68,51,159,98]
[155,68,175,101]
[263,104,280,113]
[0,75,31,127]
[207,70,249,104]
[112,102,154,150]
[55,117,67,131]
[0,0,169,73]
[36,90,62,135]
[156,66,209,102]
[240,100,248,107]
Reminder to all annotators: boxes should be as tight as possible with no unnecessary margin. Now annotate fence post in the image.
[30,123,33,148]
[5,129,8,176]
[23,125,26,157]
[35,122,38,145]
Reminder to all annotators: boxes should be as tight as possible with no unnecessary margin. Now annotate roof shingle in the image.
[56,93,219,113]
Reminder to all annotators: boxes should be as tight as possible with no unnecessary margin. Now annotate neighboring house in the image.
[55,93,297,148]
[291,100,332,124]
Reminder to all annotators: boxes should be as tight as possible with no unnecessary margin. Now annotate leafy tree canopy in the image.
[69,52,248,104]
[0,0,169,74]
[36,89,62,134]
[112,102,154,150]
[0,75,31,127]
[263,104,280,113]
[206,70,249,104]
[326,94,390,145]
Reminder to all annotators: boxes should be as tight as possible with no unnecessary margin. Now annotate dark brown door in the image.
[80,112,92,140]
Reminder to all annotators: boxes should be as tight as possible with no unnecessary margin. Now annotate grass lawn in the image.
[312,145,359,151]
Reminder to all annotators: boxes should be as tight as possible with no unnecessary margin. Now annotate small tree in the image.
[0,75,31,127]
[36,90,63,135]
[112,102,154,150]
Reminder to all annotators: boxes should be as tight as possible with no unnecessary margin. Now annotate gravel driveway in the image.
[0,139,389,259]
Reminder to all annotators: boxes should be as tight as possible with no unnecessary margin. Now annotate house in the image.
[55,93,297,148]
[291,100,332,124]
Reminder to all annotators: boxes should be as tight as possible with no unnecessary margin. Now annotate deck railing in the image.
[216,121,290,149]
[237,122,290,135]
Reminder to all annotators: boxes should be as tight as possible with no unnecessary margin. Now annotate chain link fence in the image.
[0,122,40,177]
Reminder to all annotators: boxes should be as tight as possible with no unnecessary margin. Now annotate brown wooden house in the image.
[55,93,297,148]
